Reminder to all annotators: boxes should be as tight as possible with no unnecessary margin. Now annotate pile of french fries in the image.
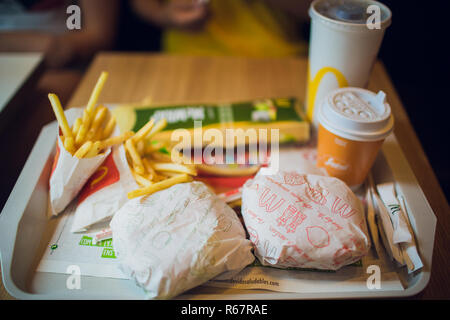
[124,118,197,199]
[49,70,197,199]
[48,71,131,158]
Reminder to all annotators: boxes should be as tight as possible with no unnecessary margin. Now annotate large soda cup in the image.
[306,0,392,126]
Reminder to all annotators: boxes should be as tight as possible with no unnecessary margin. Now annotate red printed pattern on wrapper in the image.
[77,153,120,204]
[280,255,300,267]
[258,187,285,213]
[246,208,265,224]
[306,187,329,206]
[283,172,306,186]
[276,204,307,233]
[331,196,358,219]
[290,192,313,209]
[245,172,369,270]
[246,226,259,246]
[306,226,330,248]
[317,212,343,231]
[291,244,314,262]
[269,225,288,241]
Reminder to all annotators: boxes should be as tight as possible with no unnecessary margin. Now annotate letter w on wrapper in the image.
[258,188,285,213]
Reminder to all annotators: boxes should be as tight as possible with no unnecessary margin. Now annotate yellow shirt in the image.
[163,0,307,57]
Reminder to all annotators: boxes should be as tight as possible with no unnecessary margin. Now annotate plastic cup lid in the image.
[318,87,394,141]
[310,0,392,30]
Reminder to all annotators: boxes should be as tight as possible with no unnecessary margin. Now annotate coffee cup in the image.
[316,87,394,188]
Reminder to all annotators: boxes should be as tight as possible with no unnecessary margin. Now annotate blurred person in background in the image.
[1,0,312,76]
[130,0,313,57]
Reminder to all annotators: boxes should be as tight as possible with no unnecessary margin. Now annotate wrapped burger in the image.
[241,170,370,270]
[110,181,255,299]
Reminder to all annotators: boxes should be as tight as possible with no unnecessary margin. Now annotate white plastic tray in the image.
[0,121,437,299]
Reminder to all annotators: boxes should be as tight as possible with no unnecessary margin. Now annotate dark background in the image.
[378,0,449,200]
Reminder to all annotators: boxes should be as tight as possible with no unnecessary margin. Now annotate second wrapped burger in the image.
[241,170,370,271]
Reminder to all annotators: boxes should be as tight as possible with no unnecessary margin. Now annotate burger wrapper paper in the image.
[241,170,371,271]
[110,181,255,299]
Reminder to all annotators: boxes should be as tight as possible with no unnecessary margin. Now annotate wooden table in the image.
[1,53,449,299]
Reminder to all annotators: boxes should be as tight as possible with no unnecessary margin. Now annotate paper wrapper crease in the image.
[110,181,255,299]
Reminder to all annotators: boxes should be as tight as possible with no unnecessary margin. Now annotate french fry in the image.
[48,93,73,140]
[101,116,116,139]
[93,130,103,142]
[149,151,173,163]
[85,141,101,158]
[152,174,168,182]
[131,169,153,187]
[72,118,82,137]
[125,148,134,169]
[115,117,197,197]
[132,118,155,143]
[91,106,108,131]
[133,164,145,176]
[142,157,156,180]
[75,123,88,146]
[63,136,76,154]
[74,141,93,158]
[136,140,145,155]
[86,71,109,115]
[127,174,192,199]
[86,106,108,141]
[146,118,167,140]
[81,72,108,130]
[81,107,93,132]
[49,72,120,160]
[99,131,134,150]
[125,139,145,175]
[157,171,181,178]
[152,162,197,176]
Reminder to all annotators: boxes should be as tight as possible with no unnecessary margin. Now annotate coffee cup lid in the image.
[318,87,394,141]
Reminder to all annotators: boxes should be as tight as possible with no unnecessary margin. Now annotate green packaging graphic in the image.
[112,97,310,148]
[79,236,116,259]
